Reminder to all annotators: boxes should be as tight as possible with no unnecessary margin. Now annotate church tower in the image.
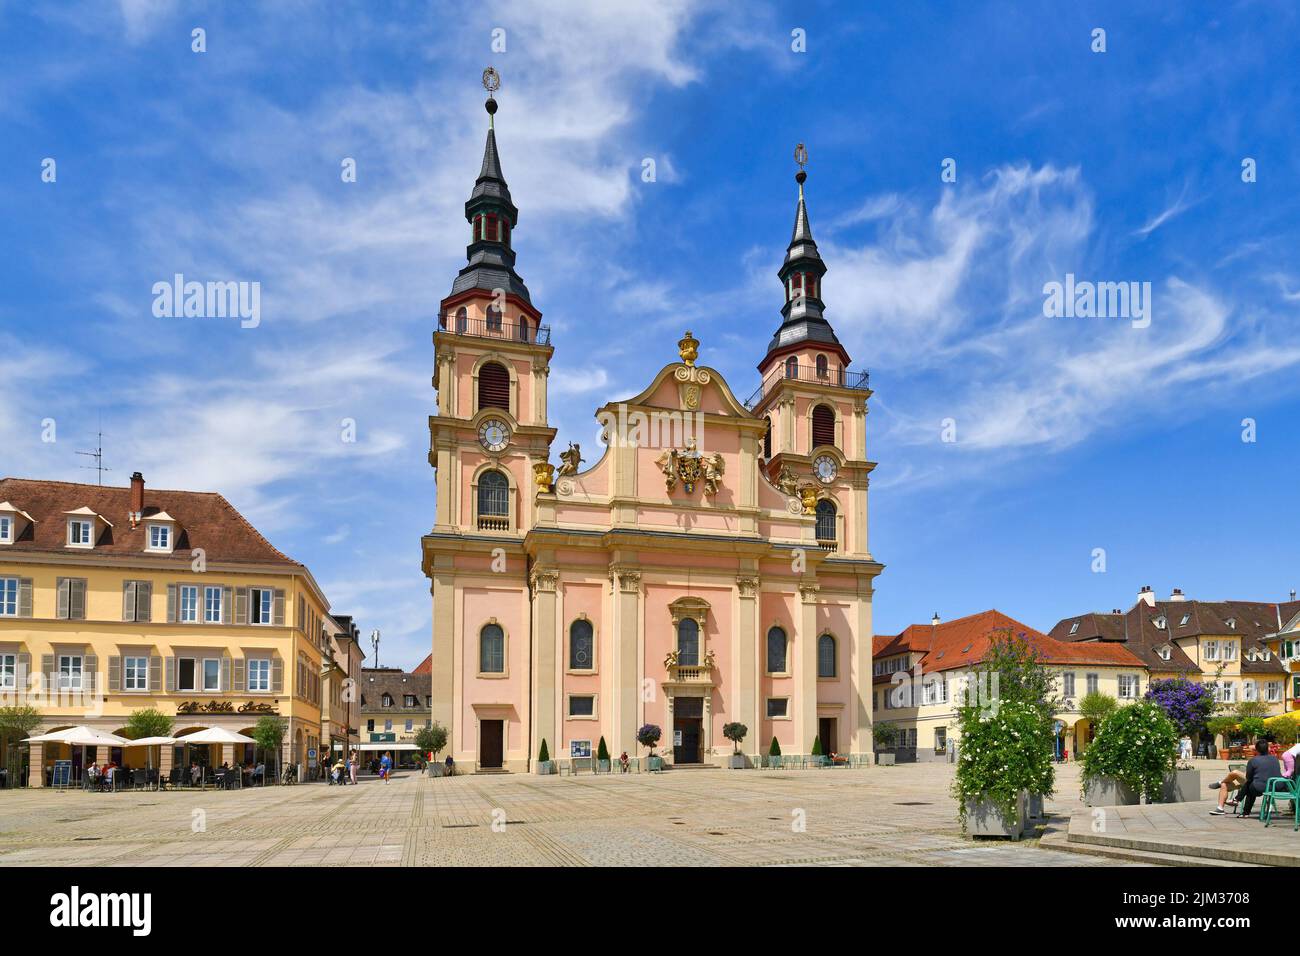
[424,71,555,765]
[750,146,874,558]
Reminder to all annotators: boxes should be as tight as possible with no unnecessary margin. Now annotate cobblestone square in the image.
[0,763,1149,867]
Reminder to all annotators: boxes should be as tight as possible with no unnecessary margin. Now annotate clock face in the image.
[478,419,510,453]
[814,454,838,484]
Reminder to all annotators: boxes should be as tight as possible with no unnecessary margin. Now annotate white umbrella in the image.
[125,736,178,790]
[22,726,129,746]
[176,727,255,744]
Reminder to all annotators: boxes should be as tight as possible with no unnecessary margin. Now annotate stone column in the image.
[530,567,559,772]
[850,575,876,758]
[29,743,43,788]
[610,566,642,758]
[735,574,761,763]
[797,583,820,756]
[159,741,174,782]
[221,743,234,769]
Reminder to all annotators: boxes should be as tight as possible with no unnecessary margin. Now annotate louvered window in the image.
[478,361,510,411]
[812,404,835,448]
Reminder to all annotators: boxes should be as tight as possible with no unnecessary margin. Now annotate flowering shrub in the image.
[636,723,662,755]
[952,700,1054,830]
[1143,678,1214,737]
[1081,701,1178,800]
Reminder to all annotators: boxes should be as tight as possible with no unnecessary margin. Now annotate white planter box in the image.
[876,752,895,766]
[728,755,747,769]
[965,795,1025,839]
[1083,776,1140,806]
[1159,768,1201,803]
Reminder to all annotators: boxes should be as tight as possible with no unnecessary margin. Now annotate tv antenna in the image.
[77,432,111,486]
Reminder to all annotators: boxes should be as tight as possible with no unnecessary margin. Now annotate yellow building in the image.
[872,610,1148,760]
[1052,588,1295,728]
[0,473,337,786]
[1263,599,1300,710]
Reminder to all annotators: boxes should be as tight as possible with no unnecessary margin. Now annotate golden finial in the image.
[678,330,699,367]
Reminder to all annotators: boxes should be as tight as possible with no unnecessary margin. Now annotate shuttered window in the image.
[478,361,510,411]
[812,404,835,448]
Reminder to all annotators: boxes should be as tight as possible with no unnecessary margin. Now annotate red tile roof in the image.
[873,608,1145,685]
[412,654,433,674]
[0,477,300,567]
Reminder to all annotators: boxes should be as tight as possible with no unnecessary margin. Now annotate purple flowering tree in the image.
[1144,678,1215,737]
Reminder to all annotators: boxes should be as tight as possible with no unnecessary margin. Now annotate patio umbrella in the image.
[21,727,130,787]
[175,727,255,744]
[126,736,178,790]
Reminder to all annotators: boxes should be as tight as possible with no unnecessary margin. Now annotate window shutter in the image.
[221,657,231,692]
[41,654,54,692]
[136,582,152,623]
[17,652,30,684]
[235,588,248,626]
[167,584,177,623]
[812,405,836,448]
[70,579,86,620]
[166,656,177,692]
[122,581,137,622]
[273,589,285,626]
[150,656,162,692]
[478,361,511,411]
[84,655,98,693]
[222,586,232,624]
[108,656,121,692]
[271,658,284,693]
[233,657,246,692]
[18,579,32,618]
[57,578,70,619]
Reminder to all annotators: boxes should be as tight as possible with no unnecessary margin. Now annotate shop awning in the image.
[355,743,420,751]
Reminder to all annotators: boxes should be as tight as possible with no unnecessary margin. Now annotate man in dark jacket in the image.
[1209,740,1281,816]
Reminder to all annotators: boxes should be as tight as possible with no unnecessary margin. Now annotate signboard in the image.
[569,740,591,759]
[51,760,72,789]
[673,730,683,746]
[370,733,396,742]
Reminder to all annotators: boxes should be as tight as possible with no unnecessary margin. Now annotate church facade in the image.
[422,87,882,771]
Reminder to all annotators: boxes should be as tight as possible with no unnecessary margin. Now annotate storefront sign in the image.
[177,700,280,715]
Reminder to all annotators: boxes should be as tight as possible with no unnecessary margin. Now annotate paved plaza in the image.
[0,761,1167,867]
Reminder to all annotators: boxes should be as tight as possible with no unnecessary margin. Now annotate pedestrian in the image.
[380,750,392,783]
[350,750,359,785]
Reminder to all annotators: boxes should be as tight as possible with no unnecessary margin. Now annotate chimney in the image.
[129,472,145,522]
[931,613,941,627]
[1169,588,1186,602]
[1138,586,1156,608]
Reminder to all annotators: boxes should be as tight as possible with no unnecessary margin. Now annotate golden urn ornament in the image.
[678,330,699,367]
[533,461,556,495]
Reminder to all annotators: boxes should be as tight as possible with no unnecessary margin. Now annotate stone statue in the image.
[703,648,716,668]
[558,442,583,477]
[656,448,679,493]
[664,648,679,669]
[776,465,799,497]
[701,452,725,496]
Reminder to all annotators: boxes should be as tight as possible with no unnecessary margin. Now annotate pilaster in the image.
[735,574,761,761]
[798,582,820,755]
[609,565,642,757]
[529,567,559,769]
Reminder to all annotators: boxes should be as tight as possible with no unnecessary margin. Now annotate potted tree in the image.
[1144,678,1213,800]
[638,724,663,771]
[251,715,286,786]
[596,736,611,773]
[722,722,748,768]
[1081,701,1178,805]
[767,736,781,769]
[0,705,42,788]
[414,722,449,776]
[1077,690,1117,755]
[872,721,899,766]
[535,738,554,775]
[810,734,824,768]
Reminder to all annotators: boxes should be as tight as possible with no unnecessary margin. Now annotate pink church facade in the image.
[422,90,882,771]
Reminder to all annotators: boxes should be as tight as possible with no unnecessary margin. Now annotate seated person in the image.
[1210,740,1282,816]
[252,762,265,782]
[444,754,455,777]
[619,751,630,773]
[1282,741,1300,780]
[190,762,202,785]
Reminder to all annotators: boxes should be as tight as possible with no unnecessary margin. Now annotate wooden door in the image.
[480,720,504,769]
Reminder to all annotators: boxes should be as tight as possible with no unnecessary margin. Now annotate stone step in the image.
[1039,826,1259,867]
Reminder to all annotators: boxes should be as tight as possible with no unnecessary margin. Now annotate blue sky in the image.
[2,1,1298,668]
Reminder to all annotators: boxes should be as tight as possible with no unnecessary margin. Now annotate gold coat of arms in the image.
[656,439,724,495]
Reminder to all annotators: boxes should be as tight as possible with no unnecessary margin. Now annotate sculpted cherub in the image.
[558,442,584,477]
[655,448,679,492]
[776,465,799,497]
[664,648,680,669]
[702,452,725,495]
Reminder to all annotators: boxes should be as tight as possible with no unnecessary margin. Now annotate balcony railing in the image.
[666,664,712,684]
[438,315,551,345]
[744,364,869,409]
[477,515,510,532]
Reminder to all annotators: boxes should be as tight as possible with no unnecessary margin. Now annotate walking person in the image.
[380,750,392,784]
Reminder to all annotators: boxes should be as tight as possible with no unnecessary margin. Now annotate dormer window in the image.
[68,518,94,548]
[148,523,171,551]
[0,515,10,544]
[1179,614,1190,626]
[1153,615,1167,630]
[1158,646,1172,661]
[1226,617,1237,630]
[0,503,33,545]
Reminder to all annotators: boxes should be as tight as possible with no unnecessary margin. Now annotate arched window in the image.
[480,623,505,673]
[789,273,804,301]
[784,356,798,380]
[486,305,502,331]
[815,499,837,543]
[818,634,837,678]
[763,416,772,458]
[569,619,594,670]
[812,404,835,448]
[517,316,530,342]
[767,626,787,674]
[477,470,509,528]
[455,306,468,333]
[677,618,699,667]
[815,354,828,379]
[478,361,510,411]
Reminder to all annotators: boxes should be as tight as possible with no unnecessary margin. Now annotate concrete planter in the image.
[427,763,445,778]
[597,759,611,773]
[728,755,747,769]
[965,795,1024,839]
[1024,791,1045,824]
[1159,768,1201,803]
[1083,776,1140,807]
[535,761,554,776]
[647,756,663,772]
[876,752,896,766]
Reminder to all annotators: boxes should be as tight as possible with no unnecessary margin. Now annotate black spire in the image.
[448,78,531,304]
[763,150,844,361]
